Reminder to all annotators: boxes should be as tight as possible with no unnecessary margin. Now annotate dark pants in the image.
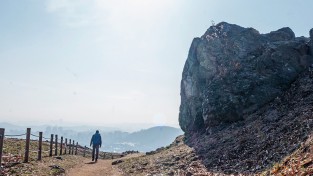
[92,145,100,160]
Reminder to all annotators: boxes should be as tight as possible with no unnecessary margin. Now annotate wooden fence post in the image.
[60,137,63,155]
[55,135,58,156]
[83,146,86,157]
[75,142,78,155]
[72,140,74,155]
[49,134,54,157]
[0,128,5,166]
[68,139,71,154]
[23,128,31,163]
[64,138,67,155]
[38,132,42,161]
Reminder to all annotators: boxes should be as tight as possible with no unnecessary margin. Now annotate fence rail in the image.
[0,128,82,166]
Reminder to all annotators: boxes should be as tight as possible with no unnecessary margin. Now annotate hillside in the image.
[116,132,313,175]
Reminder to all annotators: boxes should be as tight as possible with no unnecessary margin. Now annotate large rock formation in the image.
[179,22,313,132]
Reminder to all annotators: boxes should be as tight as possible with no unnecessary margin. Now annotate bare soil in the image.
[67,158,122,176]
[67,154,142,176]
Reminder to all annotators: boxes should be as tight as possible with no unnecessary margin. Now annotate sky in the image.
[0,0,312,128]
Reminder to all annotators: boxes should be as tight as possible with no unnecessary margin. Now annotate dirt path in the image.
[66,158,122,176]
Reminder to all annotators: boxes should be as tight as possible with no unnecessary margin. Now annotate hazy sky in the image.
[0,0,312,127]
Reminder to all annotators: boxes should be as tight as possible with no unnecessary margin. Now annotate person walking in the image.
[90,130,102,162]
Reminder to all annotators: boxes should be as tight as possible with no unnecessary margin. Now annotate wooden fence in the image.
[0,128,86,166]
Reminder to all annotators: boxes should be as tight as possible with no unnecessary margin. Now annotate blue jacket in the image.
[90,133,102,146]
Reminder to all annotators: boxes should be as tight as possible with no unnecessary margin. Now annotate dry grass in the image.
[1,138,85,176]
[2,138,51,163]
[2,155,85,176]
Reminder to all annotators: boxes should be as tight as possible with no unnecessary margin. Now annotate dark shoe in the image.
[92,158,94,161]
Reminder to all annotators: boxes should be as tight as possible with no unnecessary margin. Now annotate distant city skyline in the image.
[0,0,312,128]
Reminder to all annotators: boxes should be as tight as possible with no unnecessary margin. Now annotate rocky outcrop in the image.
[179,22,313,132]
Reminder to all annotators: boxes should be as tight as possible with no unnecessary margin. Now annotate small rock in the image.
[186,171,193,176]
[54,156,63,160]
[112,160,123,165]
[49,165,65,172]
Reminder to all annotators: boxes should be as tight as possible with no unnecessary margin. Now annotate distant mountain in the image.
[0,122,27,135]
[111,126,184,152]
[0,122,21,129]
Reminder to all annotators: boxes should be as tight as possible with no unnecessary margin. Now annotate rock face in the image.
[179,22,313,132]
[310,29,313,55]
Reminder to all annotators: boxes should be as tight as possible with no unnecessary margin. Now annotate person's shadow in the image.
[85,161,97,164]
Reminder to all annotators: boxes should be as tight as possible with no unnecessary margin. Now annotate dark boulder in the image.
[179,22,313,132]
